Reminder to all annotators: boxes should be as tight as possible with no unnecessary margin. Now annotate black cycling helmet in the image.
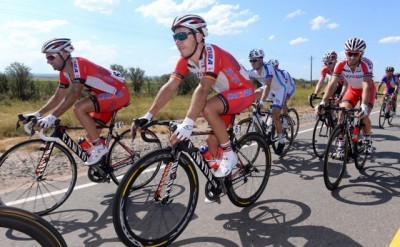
[385,66,395,72]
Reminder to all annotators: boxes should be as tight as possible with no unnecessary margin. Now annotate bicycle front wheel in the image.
[113,148,198,247]
[271,114,294,156]
[378,102,387,128]
[323,125,348,191]
[288,108,300,139]
[354,138,369,171]
[108,129,162,185]
[0,206,67,247]
[312,117,332,158]
[226,132,271,207]
[0,139,77,215]
[236,117,261,139]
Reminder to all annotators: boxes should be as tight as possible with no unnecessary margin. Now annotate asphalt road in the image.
[1,108,400,247]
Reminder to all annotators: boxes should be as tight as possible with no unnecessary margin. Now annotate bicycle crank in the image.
[204,181,222,204]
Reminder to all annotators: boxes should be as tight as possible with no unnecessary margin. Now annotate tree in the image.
[110,64,128,78]
[5,62,36,100]
[0,72,8,94]
[127,67,145,94]
[177,72,199,95]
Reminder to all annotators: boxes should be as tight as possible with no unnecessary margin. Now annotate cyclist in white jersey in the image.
[248,49,287,155]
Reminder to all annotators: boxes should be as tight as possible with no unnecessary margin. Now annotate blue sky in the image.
[1,0,399,81]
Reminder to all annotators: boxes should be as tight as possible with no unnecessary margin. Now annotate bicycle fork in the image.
[35,142,55,180]
[154,152,181,204]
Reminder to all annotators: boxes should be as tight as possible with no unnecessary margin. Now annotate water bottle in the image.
[349,125,357,142]
[352,125,359,142]
[266,117,273,133]
[100,136,106,145]
[199,146,218,170]
[78,137,91,154]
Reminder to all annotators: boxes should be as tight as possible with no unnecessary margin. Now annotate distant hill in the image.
[33,73,58,78]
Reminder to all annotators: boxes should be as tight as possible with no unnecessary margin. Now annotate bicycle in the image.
[0,111,161,216]
[112,117,271,247]
[377,93,395,128]
[323,107,369,191]
[236,102,294,156]
[0,204,67,247]
[309,95,339,159]
[287,107,300,139]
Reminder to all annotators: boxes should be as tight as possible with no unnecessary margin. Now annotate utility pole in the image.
[310,55,314,87]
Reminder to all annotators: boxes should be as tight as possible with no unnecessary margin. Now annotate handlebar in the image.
[17,114,59,142]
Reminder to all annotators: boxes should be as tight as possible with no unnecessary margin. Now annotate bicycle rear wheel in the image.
[378,103,387,128]
[271,114,294,155]
[0,139,77,215]
[108,129,162,185]
[113,148,198,247]
[323,125,348,191]
[236,117,261,139]
[0,206,67,247]
[312,117,332,158]
[288,108,300,139]
[226,132,271,207]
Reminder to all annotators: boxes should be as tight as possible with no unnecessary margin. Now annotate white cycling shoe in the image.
[84,145,108,166]
[213,151,237,178]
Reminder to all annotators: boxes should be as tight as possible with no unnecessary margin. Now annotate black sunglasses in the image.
[324,61,334,65]
[173,32,193,41]
[346,51,361,57]
[46,53,59,61]
[249,59,259,63]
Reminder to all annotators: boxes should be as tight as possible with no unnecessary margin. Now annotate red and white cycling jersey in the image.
[333,57,373,89]
[320,65,345,86]
[171,43,253,93]
[59,57,126,94]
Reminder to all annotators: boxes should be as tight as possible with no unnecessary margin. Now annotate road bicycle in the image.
[287,107,299,139]
[0,203,67,247]
[377,93,395,128]
[236,102,294,156]
[309,95,339,158]
[0,111,161,216]
[112,117,271,247]
[323,107,369,190]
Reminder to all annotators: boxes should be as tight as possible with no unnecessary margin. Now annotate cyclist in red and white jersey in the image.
[310,51,346,101]
[377,66,399,116]
[317,37,376,154]
[131,14,254,178]
[22,38,130,165]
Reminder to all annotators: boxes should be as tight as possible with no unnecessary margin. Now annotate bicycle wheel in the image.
[354,137,369,171]
[226,132,271,207]
[323,125,348,191]
[0,139,77,216]
[288,108,300,139]
[388,104,394,125]
[108,129,162,185]
[271,114,294,155]
[113,148,198,247]
[312,117,332,158]
[0,206,67,247]
[236,117,261,139]
[378,103,387,128]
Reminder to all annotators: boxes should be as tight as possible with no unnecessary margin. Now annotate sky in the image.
[1,0,400,81]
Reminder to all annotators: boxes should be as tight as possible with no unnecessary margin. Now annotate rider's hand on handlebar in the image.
[357,103,368,118]
[170,117,194,147]
[315,101,327,115]
[22,111,41,122]
[308,93,317,103]
[38,114,57,128]
[256,99,264,109]
[130,112,153,133]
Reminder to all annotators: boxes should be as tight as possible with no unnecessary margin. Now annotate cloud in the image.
[289,37,309,45]
[74,0,120,14]
[310,16,329,30]
[268,35,275,40]
[284,9,305,20]
[3,19,68,33]
[378,36,400,44]
[135,0,259,35]
[327,23,338,29]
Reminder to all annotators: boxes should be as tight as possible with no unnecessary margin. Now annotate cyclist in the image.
[316,37,376,155]
[377,66,399,116]
[310,51,346,102]
[248,49,287,155]
[268,58,296,128]
[22,38,130,165]
[131,14,254,178]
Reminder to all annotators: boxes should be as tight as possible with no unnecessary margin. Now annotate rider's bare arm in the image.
[52,83,83,117]
[261,77,273,101]
[37,87,67,116]
[322,75,340,103]
[147,77,181,116]
[361,76,373,106]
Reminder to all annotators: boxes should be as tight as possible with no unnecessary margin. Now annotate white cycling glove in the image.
[23,111,41,119]
[134,112,153,127]
[360,104,368,117]
[174,117,194,141]
[38,114,57,128]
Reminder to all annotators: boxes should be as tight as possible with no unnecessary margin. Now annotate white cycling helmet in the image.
[268,59,279,67]
[42,38,74,53]
[323,51,337,62]
[344,38,366,52]
[249,49,265,59]
[171,14,208,37]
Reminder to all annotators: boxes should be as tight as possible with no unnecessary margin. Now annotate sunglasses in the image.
[324,61,334,65]
[346,51,361,57]
[173,32,193,41]
[249,59,259,63]
[46,53,59,61]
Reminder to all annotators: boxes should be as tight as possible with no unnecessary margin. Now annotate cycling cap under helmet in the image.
[344,38,366,52]
[171,14,208,37]
[249,49,265,59]
[323,51,337,62]
[268,59,279,67]
[42,38,74,53]
[385,66,395,72]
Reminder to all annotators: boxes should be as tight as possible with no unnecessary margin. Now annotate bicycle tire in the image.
[378,103,387,128]
[236,117,261,139]
[271,114,294,156]
[323,125,348,191]
[108,128,162,186]
[288,108,300,139]
[354,137,369,171]
[312,118,332,158]
[0,139,77,216]
[0,206,67,247]
[388,104,394,125]
[226,132,271,207]
[113,148,198,247]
